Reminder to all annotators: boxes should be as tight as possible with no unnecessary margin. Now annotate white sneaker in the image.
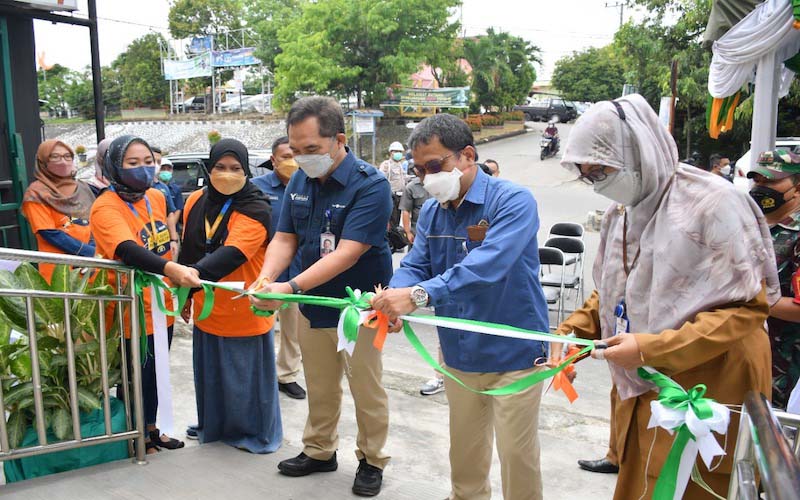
[420,378,445,396]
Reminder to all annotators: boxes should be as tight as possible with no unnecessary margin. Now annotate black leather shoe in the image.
[352,458,383,497]
[279,382,307,399]
[577,457,619,473]
[278,452,337,477]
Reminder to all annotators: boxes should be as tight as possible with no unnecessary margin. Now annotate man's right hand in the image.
[164,262,201,288]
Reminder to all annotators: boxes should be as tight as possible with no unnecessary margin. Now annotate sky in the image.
[32,0,647,81]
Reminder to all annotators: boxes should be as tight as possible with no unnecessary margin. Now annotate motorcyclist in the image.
[543,120,560,154]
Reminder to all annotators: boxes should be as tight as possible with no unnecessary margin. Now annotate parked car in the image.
[732,138,800,192]
[513,98,578,123]
[166,149,272,199]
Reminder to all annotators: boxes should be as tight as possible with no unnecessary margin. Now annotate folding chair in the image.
[548,222,584,265]
[539,247,566,329]
[542,237,585,312]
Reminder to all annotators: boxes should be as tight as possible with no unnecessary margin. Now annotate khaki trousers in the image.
[276,303,302,384]
[297,313,390,468]
[444,366,544,500]
[607,385,619,465]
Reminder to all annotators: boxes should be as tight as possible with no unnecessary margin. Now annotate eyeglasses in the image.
[578,166,608,185]
[48,153,74,162]
[413,153,456,177]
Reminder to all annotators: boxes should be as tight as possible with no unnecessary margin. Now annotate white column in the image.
[750,50,781,171]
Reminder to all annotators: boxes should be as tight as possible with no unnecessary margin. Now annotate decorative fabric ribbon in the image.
[638,366,730,500]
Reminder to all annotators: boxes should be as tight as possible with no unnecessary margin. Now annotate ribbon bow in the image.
[638,367,730,500]
[550,345,580,403]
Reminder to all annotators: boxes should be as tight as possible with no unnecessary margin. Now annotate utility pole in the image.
[605,2,624,27]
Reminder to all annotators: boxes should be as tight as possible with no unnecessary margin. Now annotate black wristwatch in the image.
[288,279,303,294]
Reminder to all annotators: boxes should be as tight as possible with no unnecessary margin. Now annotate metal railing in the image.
[729,391,800,499]
[0,248,146,466]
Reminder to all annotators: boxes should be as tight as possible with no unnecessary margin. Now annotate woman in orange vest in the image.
[179,138,281,453]
[21,140,95,282]
[90,135,201,454]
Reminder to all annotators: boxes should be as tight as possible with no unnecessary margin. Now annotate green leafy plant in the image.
[0,263,118,448]
[464,116,482,132]
[74,145,87,155]
[480,114,504,127]
[207,129,222,145]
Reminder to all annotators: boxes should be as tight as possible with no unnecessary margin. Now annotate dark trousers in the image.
[124,326,174,426]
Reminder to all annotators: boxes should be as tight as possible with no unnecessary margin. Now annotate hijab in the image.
[561,94,780,400]
[23,139,95,219]
[180,138,272,265]
[86,137,112,193]
[103,135,154,203]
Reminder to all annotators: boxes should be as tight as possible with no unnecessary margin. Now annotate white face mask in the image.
[593,168,643,206]
[423,167,463,204]
[721,164,731,176]
[295,139,337,178]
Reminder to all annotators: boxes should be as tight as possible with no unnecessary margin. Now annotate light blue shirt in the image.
[390,168,549,373]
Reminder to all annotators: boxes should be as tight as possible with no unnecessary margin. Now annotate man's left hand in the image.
[371,287,417,324]
[603,333,643,370]
[250,281,293,311]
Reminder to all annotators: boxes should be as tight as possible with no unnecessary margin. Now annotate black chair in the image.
[548,222,584,265]
[539,247,567,328]
[542,237,585,312]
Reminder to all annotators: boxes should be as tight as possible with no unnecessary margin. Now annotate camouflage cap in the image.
[747,149,800,180]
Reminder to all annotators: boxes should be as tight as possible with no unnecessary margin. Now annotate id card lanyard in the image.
[320,208,336,256]
[204,198,233,246]
[126,195,159,248]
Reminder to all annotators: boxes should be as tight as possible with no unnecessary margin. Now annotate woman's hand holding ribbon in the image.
[164,262,201,288]
[602,333,643,369]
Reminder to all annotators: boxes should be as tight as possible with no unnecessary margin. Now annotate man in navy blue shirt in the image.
[251,136,306,400]
[372,114,550,500]
[251,97,392,497]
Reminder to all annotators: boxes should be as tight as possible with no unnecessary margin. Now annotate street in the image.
[162,122,620,499]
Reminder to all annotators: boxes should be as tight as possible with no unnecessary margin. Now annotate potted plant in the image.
[75,145,87,163]
[207,129,222,146]
[0,263,128,482]
[464,116,482,133]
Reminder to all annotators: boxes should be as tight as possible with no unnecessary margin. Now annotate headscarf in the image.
[86,137,112,192]
[180,138,272,265]
[23,139,94,219]
[561,94,780,400]
[103,135,154,203]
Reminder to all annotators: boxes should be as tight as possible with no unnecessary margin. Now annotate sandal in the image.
[149,428,185,450]
[145,439,160,454]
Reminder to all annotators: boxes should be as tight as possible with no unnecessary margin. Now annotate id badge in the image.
[614,300,629,336]
[320,232,336,257]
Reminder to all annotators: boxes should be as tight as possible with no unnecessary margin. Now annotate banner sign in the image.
[188,36,212,54]
[163,52,212,80]
[17,0,77,11]
[212,48,261,68]
[398,87,470,108]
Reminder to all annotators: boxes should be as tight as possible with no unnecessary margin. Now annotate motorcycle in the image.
[540,134,559,161]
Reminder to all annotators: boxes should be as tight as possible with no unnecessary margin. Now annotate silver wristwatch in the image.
[410,285,429,307]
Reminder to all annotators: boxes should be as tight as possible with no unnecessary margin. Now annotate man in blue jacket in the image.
[372,113,549,500]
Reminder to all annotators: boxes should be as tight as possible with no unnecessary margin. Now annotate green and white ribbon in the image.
[638,366,730,500]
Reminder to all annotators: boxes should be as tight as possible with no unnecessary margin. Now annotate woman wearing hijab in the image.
[179,138,282,453]
[552,94,778,498]
[90,135,201,454]
[87,137,112,197]
[22,140,96,282]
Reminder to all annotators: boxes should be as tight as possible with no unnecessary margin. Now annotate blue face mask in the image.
[119,166,155,192]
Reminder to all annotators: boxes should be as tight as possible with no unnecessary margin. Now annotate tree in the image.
[38,64,79,117]
[273,0,461,109]
[552,46,626,102]
[168,0,245,39]
[112,33,170,108]
[245,0,302,70]
[463,29,539,111]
